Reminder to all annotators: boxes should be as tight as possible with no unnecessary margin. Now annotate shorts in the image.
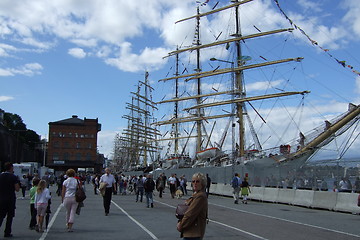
[36,203,48,216]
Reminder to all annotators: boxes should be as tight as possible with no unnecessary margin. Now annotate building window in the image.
[76,143,81,149]
[54,142,59,148]
[53,153,59,161]
[64,142,69,148]
[80,134,84,138]
[69,133,72,137]
[75,133,78,138]
[63,152,70,161]
[86,153,91,161]
[88,143,92,149]
[76,153,82,161]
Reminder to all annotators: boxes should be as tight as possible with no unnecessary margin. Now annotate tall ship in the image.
[153,0,360,175]
[113,72,160,172]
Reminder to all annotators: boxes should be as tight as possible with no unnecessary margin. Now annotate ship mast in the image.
[117,72,159,170]
[154,0,307,161]
[195,6,203,153]
[174,50,180,155]
[233,0,245,158]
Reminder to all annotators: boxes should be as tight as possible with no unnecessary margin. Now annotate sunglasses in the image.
[192,180,200,183]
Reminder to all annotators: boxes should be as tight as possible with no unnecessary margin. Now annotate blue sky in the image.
[1,0,360,160]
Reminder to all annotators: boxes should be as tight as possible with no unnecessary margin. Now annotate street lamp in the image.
[210,57,234,64]
[210,57,236,177]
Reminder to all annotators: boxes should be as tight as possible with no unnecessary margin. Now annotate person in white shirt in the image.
[35,180,51,232]
[61,169,80,232]
[168,174,177,198]
[100,168,116,216]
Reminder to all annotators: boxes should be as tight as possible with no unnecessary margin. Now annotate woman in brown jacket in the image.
[177,172,208,240]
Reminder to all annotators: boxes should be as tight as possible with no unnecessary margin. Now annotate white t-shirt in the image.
[100,174,115,188]
[63,177,78,198]
[35,188,51,205]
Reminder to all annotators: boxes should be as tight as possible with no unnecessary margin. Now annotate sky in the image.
[1,0,360,161]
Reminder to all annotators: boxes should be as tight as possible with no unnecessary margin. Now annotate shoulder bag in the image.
[75,179,86,203]
[175,203,189,219]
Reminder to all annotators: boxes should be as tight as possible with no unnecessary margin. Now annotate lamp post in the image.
[210,57,236,178]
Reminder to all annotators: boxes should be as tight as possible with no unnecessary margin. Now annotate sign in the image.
[54,161,65,164]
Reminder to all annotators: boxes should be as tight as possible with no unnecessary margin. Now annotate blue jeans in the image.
[136,187,144,202]
[145,192,153,207]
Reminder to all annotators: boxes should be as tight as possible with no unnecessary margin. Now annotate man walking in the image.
[0,162,20,238]
[144,174,155,208]
[155,174,165,198]
[135,175,144,202]
[100,168,116,216]
[206,174,211,197]
[231,173,241,204]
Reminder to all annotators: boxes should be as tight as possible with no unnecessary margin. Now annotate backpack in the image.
[231,177,239,188]
[144,179,155,192]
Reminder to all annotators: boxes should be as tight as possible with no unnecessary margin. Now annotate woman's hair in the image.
[66,168,76,177]
[37,180,46,194]
[192,172,207,191]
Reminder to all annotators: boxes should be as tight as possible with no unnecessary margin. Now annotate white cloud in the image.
[0,96,14,102]
[98,130,120,158]
[342,0,360,38]
[296,0,322,13]
[246,80,284,92]
[68,47,87,59]
[0,68,14,76]
[105,42,169,72]
[0,62,43,77]
[355,76,360,94]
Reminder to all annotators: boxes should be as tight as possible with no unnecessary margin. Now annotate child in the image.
[240,177,251,204]
[35,180,51,232]
[29,178,40,230]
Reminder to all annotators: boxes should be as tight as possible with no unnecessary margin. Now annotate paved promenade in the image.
[2,184,360,240]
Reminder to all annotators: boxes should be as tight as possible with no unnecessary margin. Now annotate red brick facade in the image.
[47,115,102,173]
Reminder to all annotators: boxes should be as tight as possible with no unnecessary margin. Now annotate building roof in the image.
[49,115,85,125]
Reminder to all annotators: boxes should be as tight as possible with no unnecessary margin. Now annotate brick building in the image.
[47,115,103,173]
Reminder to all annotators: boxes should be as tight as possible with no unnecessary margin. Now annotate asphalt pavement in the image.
[2,184,360,240]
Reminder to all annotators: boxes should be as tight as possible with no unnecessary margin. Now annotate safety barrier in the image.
[277,188,296,204]
[292,189,315,207]
[249,187,265,201]
[312,191,337,210]
[208,184,360,214]
[262,188,279,203]
[334,192,360,214]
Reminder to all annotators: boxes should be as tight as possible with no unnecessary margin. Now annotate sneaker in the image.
[4,233,13,238]
[234,200,238,204]
[35,225,39,232]
[151,203,154,208]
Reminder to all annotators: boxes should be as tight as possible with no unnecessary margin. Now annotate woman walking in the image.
[62,169,80,232]
[35,180,51,232]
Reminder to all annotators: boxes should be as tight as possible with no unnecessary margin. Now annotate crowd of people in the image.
[0,163,213,239]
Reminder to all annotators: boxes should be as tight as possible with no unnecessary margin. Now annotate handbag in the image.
[175,203,189,219]
[75,180,86,203]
